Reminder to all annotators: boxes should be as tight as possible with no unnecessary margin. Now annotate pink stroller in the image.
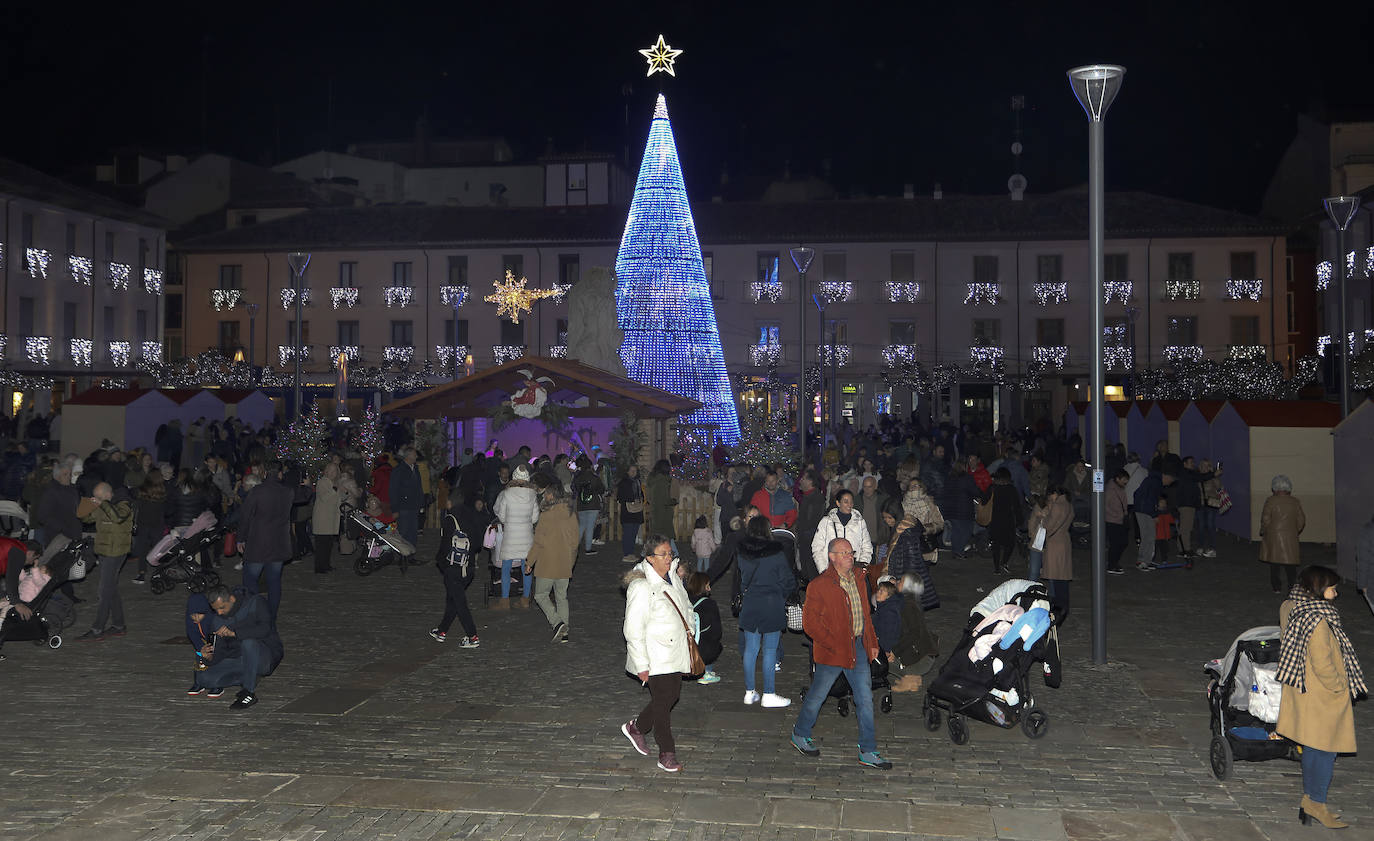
[147,511,223,595]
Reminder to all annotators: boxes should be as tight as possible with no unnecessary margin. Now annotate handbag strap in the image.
[663,591,692,634]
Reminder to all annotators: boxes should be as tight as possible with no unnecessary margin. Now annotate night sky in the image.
[3,1,1372,214]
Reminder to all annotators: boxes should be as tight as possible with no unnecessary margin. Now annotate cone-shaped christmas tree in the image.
[615,94,741,443]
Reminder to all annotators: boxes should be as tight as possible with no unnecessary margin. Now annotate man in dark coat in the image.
[190,584,284,709]
[389,446,423,546]
[239,461,294,623]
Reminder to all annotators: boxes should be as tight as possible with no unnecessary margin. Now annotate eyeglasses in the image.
[830,551,856,557]
[649,551,673,558]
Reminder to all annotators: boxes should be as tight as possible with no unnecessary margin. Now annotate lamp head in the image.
[789,246,815,274]
[1067,65,1126,121]
[1324,196,1361,231]
[287,251,312,276]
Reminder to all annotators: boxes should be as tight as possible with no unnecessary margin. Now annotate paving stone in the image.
[1172,814,1270,841]
[261,774,362,805]
[839,799,911,833]
[1062,810,1183,841]
[911,804,998,838]
[530,787,615,818]
[990,807,1067,841]
[276,687,377,715]
[770,798,842,829]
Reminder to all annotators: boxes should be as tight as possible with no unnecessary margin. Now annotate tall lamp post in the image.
[451,285,469,381]
[245,302,259,385]
[1068,63,1125,666]
[1323,196,1361,418]
[287,251,311,419]
[812,292,828,429]
[789,246,815,460]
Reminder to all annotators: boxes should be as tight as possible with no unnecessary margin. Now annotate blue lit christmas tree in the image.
[615,94,741,444]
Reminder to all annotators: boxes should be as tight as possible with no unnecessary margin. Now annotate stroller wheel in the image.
[1021,709,1049,739]
[948,715,970,745]
[189,573,206,593]
[1208,734,1233,780]
[354,556,374,576]
[923,703,942,732]
[149,578,166,595]
[881,693,893,714]
[48,635,62,649]
[837,697,850,717]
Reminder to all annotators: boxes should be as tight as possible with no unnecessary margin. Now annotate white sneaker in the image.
[742,690,760,705]
[760,693,791,708]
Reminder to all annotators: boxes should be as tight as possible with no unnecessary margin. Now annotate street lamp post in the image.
[812,292,827,430]
[1068,63,1125,666]
[451,286,468,381]
[245,302,259,385]
[789,247,815,461]
[287,251,311,419]
[1323,196,1361,418]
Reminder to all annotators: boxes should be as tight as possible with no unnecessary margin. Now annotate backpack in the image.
[444,514,472,572]
[577,479,599,507]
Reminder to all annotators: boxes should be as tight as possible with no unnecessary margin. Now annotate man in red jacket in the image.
[749,471,798,530]
[789,537,892,769]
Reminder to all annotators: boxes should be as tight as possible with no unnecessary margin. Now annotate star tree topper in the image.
[484,269,557,324]
[639,34,683,77]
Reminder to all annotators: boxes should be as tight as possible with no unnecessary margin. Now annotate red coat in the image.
[970,465,992,493]
[750,487,798,529]
[802,565,879,668]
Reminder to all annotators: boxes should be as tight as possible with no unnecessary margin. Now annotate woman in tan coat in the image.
[525,484,580,643]
[1259,475,1305,594]
[1040,487,1074,620]
[1276,565,1367,829]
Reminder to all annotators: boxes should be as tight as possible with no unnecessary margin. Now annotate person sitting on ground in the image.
[186,583,284,709]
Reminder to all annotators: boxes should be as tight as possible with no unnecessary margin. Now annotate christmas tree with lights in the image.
[352,404,382,467]
[275,404,329,476]
[615,94,740,444]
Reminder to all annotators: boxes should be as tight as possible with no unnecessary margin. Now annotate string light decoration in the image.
[969,345,1005,365]
[108,341,131,367]
[352,405,383,467]
[1225,278,1263,301]
[1317,330,1374,357]
[817,344,851,367]
[330,287,359,309]
[1348,250,1357,277]
[964,282,1000,305]
[1165,280,1201,300]
[638,33,683,77]
[881,344,919,366]
[25,248,51,278]
[0,243,5,269]
[1032,346,1068,368]
[548,345,568,358]
[1366,246,1374,277]
[614,94,741,443]
[492,345,526,364]
[212,289,242,311]
[1131,356,1319,401]
[108,263,131,290]
[68,338,92,367]
[1317,335,1331,357]
[815,281,853,304]
[1104,323,1127,343]
[1228,344,1265,361]
[750,281,783,303]
[383,346,414,365]
[281,287,312,309]
[274,404,329,476]
[1033,282,1068,305]
[0,334,7,359]
[278,345,312,366]
[886,282,921,302]
[435,345,469,370]
[1104,281,1132,303]
[68,255,92,285]
[328,346,360,367]
[439,285,469,306]
[1103,347,1133,370]
[143,268,163,295]
[484,269,554,323]
[384,286,414,308]
[141,341,162,363]
[549,283,573,304]
[25,337,51,365]
[1316,261,1332,291]
[751,344,782,366]
[1164,345,1204,363]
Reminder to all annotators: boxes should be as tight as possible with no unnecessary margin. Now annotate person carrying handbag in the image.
[616,464,646,561]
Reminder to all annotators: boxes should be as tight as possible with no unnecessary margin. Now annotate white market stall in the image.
[61,388,180,456]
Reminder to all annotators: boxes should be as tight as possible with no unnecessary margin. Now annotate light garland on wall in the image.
[885,281,920,302]
[383,346,414,365]
[435,345,470,370]
[1316,261,1332,291]
[1228,344,1265,361]
[1316,330,1374,357]
[439,285,469,306]
[881,344,919,366]
[750,344,782,366]
[750,281,783,303]
[1033,282,1068,305]
[1165,279,1201,301]
[1103,323,1127,343]
[212,289,242,311]
[108,341,131,367]
[969,345,1005,365]
[0,243,5,270]
[549,283,573,304]
[328,345,360,367]
[1348,250,1357,278]
[26,248,51,278]
[548,345,568,358]
[281,287,312,309]
[1103,347,1133,370]
[69,338,92,367]
[1366,246,1374,278]
[964,282,1000,305]
[815,281,853,304]
[1032,346,1068,368]
[1225,278,1263,301]
[68,255,92,285]
[0,334,7,358]
[141,341,162,362]
[108,263,131,290]
[1164,345,1204,363]
[1104,280,1132,303]
[817,344,851,367]
[492,345,526,364]
[329,287,359,309]
[383,286,414,308]
[278,345,312,366]
[25,336,51,365]
[143,268,163,295]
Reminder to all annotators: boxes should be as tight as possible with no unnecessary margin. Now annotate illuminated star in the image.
[484,269,557,325]
[639,34,683,77]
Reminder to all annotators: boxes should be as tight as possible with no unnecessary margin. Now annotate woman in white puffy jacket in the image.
[810,489,874,574]
[620,533,692,773]
[492,465,540,608]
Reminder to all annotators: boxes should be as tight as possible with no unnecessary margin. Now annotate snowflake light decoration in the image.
[25,336,51,365]
[1104,281,1132,303]
[383,346,414,365]
[141,341,162,362]
[108,263,131,290]
[885,282,921,302]
[26,248,51,278]
[69,338,92,367]
[1165,280,1201,300]
[108,341,131,367]
[212,289,242,311]
[328,346,360,367]
[1164,345,1204,363]
[1033,282,1068,305]
[881,344,919,366]
[817,344,851,367]
[329,287,359,309]
[281,287,312,309]
[439,285,469,306]
[965,282,1000,305]
[68,255,92,285]
[492,344,527,364]
[815,281,853,304]
[1032,346,1068,368]
[1225,278,1263,301]
[143,268,163,295]
[750,281,783,303]
[484,270,555,324]
[1317,261,1332,291]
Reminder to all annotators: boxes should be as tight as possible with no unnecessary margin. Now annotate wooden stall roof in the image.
[380,357,703,420]
[65,387,165,406]
[1154,400,1190,420]
[1109,401,1132,418]
[1191,399,1227,422]
[1228,400,1343,428]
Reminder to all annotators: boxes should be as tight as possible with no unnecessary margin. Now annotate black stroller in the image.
[146,512,225,595]
[0,538,89,653]
[1203,625,1297,779]
[922,580,1060,744]
[342,503,417,576]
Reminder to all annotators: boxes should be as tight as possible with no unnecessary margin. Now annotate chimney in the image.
[903,183,914,200]
[933,182,943,200]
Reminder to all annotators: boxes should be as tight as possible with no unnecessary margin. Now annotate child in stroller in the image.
[342,501,416,576]
[0,538,88,657]
[922,578,1061,745]
[146,511,224,595]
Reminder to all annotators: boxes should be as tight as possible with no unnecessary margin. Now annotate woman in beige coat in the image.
[1259,475,1305,594]
[525,484,580,642]
[1040,488,1074,620]
[311,463,343,574]
[1276,565,1367,829]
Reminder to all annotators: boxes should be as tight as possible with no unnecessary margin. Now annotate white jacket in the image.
[811,508,874,573]
[622,560,693,677]
[493,483,540,561]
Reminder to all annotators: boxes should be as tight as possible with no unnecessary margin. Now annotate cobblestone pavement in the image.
[2,525,1372,841]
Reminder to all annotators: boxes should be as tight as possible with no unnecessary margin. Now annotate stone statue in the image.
[565,266,626,376]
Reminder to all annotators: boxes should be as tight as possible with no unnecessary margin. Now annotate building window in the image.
[136,310,148,342]
[287,321,310,345]
[104,231,115,260]
[1036,318,1065,346]
[337,320,360,346]
[703,251,718,298]
[973,255,999,284]
[390,320,414,347]
[889,320,916,344]
[447,255,468,286]
[890,251,915,282]
[392,261,412,287]
[103,306,115,338]
[21,213,34,250]
[1105,253,1129,281]
[63,302,78,342]
[567,163,587,191]
[503,254,523,278]
[822,251,847,283]
[555,317,569,345]
[165,292,183,330]
[338,261,357,287]
[1168,315,1198,345]
[557,254,579,286]
[1106,315,1129,343]
[66,222,78,256]
[756,251,779,284]
[972,319,1001,344]
[138,237,147,278]
[1166,253,1194,279]
[18,297,35,336]
[1230,251,1257,278]
[444,319,469,346]
[218,265,243,289]
[219,321,241,351]
[1036,255,1063,284]
[1231,315,1260,345]
[1286,291,1296,334]
[500,319,524,346]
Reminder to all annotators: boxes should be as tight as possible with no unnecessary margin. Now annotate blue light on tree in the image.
[615,94,741,444]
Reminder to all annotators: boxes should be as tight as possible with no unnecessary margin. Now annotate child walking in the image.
[690,515,717,572]
[1154,495,1176,568]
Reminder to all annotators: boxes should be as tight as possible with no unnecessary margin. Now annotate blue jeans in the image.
[1302,747,1336,802]
[500,558,527,598]
[195,637,273,694]
[621,521,640,558]
[397,509,419,547]
[576,510,598,551]
[740,629,781,694]
[793,636,876,753]
[946,519,974,554]
[242,562,283,624]
[1028,549,1043,581]
[1196,506,1217,550]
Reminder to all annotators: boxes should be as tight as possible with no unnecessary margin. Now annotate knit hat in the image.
[512,465,531,481]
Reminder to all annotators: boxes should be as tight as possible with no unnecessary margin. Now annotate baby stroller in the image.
[922,580,1060,745]
[1203,625,1297,780]
[812,654,895,716]
[342,503,416,576]
[0,538,89,652]
[147,511,224,595]
[0,500,29,538]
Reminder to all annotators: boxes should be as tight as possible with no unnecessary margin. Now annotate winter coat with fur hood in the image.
[622,559,693,677]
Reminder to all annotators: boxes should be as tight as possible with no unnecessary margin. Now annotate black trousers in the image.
[989,527,1016,571]
[436,562,477,637]
[1105,522,1129,570]
[1269,563,1297,592]
[314,535,335,572]
[635,673,682,753]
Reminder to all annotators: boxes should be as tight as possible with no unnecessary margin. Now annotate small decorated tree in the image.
[352,404,382,467]
[610,411,646,481]
[275,404,329,476]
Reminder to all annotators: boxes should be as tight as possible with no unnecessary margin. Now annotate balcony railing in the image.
[108,341,131,367]
[384,287,414,308]
[328,346,361,367]
[1164,279,1201,301]
[492,345,527,364]
[817,344,851,367]
[69,255,92,285]
[211,289,242,311]
[1317,261,1332,291]
[1033,282,1068,305]
[26,248,51,278]
[330,287,359,309]
[25,336,51,365]
[814,280,853,304]
[1103,280,1132,303]
[280,287,312,309]
[1103,347,1133,370]
[548,345,568,358]
[141,341,162,363]
[1032,346,1068,368]
[749,281,783,303]
[968,345,1004,366]
[1163,345,1203,363]
[1224,278,1263,301]
[277,345,313,366]
[881,344,919,366]
[1228,344,1265,361]
[750,344,783,366]
[964,282,1000,305]
[108,262,130,290]
[439,285,469,306]
[143,268,163,295]
[69,338,92,367]
[383,346,414,366]
[435,345,470,370]
[885,281,921,302]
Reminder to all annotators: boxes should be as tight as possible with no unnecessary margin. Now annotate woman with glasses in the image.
[621,534,693,773]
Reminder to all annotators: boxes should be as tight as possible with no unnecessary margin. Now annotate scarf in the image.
[1276,589,1367,696]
